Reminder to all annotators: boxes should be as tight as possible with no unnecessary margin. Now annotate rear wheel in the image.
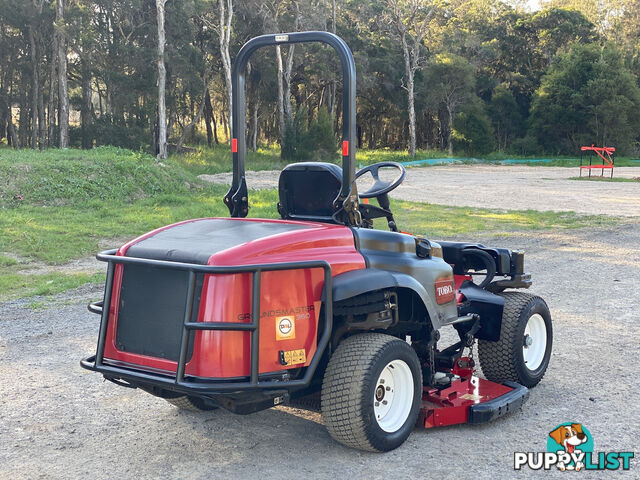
[321,333,422,452]
[165,396,219,412]
[478,292,552,388]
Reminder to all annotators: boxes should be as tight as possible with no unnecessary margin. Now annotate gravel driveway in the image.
[2,221,639,479]
[200,165,640,217]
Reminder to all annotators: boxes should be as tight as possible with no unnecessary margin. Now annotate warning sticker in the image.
[276,315,295,340]
[282,349,306,365]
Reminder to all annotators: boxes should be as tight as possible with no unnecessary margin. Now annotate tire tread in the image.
[165,396,215,412]
[478,292,550,386]
[321,333,412,452]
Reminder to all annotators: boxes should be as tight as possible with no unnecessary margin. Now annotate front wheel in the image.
[321,333,422,452]
[478,292,552,388]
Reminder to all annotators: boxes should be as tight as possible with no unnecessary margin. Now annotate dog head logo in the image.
[549,424,587,454]
[547,423,593,471]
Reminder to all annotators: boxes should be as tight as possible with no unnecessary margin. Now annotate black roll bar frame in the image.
[224,31,359,225]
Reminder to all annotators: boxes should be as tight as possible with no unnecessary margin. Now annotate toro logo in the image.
[434,278,455,305]
[514,423,634,471]
[275,315,295,341]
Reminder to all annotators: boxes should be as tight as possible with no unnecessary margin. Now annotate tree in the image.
[530,8,596,63]
[487,86,522,151]
[256,0,301,148]
[384,0,434,157]
[424,54,475,155]
[56,0,69,148]
[542,0,602,32]
[217,0,233,132]
[155,0,167,159]
[606,0,640,74]
[0,0,637,156]
[453,98,494,155]
[529,43,640,154]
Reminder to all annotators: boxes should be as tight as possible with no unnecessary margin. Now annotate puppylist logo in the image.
[514,423,634,471]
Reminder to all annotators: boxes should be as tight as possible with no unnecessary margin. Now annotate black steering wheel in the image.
[354,162,406,198]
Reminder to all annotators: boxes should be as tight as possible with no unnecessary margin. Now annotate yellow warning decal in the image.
[282,349,306,366]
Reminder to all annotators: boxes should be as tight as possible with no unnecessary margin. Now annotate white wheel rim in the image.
[373,359,414,433]
[523,314,547,371]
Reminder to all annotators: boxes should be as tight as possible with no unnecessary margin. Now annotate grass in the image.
[172,144,287,175]
[0,147,622,301]
[171,144,640,174]
[569,176,640,182]
[168,145,449,174]
[386,201,616,236]
[0,187,265,263]
[0,270,104,300]
[0,146,198,208]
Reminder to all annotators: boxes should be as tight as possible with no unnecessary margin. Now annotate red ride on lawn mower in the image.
[81,32,552,452]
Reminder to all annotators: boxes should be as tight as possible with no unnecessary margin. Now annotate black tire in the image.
[321,333,422,452]
[478,292,552,388]
[165,396,219,412]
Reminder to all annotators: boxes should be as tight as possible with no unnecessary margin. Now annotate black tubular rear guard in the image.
[226,31,358,220]
[81,249,333,395]
[468,382,530,424]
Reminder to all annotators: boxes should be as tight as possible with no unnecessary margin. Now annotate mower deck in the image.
[289,371,530,429]
[418,376,529,428]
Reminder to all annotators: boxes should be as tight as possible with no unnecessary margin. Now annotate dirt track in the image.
[200,165,640,217]
[2,220,639,479]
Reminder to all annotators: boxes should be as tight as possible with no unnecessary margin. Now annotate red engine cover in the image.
[102,218,366,378]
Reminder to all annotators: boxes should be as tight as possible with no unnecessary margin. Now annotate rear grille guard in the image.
[81,249,333,393]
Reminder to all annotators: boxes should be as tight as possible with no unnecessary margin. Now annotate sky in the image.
[527,0,542,10]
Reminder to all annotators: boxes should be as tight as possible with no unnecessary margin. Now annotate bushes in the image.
[510,135,541,156]
[452,100,495,155]
[78,115,149,151]
[307,107,336,154]
[281,107,337,161]
[528,43,640,155]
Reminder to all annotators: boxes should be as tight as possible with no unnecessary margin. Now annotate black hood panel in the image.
[125,219,309,264]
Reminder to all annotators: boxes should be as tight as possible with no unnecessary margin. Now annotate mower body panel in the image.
[352,228,458,328]
[102,218,365,379]
[94,216,462,386]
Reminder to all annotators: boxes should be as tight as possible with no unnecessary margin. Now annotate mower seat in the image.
[278,162,343,223]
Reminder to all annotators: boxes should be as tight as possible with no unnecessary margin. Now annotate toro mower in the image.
[81,31,552,452]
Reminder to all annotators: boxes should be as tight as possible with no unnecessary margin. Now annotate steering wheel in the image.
[354,162,406,198]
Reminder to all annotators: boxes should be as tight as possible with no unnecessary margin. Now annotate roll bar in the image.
[224,31,360,225]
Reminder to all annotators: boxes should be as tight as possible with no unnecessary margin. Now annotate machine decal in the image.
[276,315,296,340]
[281,349,306,365]
[435,278,455,304]
[236,304,315,321]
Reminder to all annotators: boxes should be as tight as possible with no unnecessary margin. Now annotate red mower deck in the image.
[419,374,529,428]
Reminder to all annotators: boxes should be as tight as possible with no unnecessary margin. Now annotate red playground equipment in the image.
[580,145,615,178]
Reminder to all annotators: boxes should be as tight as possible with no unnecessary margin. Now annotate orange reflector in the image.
[342,140,349,156]
[362,198,370,204]
[232,138,238,153]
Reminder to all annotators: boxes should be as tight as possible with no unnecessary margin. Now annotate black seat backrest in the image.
[278,162,343,223]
